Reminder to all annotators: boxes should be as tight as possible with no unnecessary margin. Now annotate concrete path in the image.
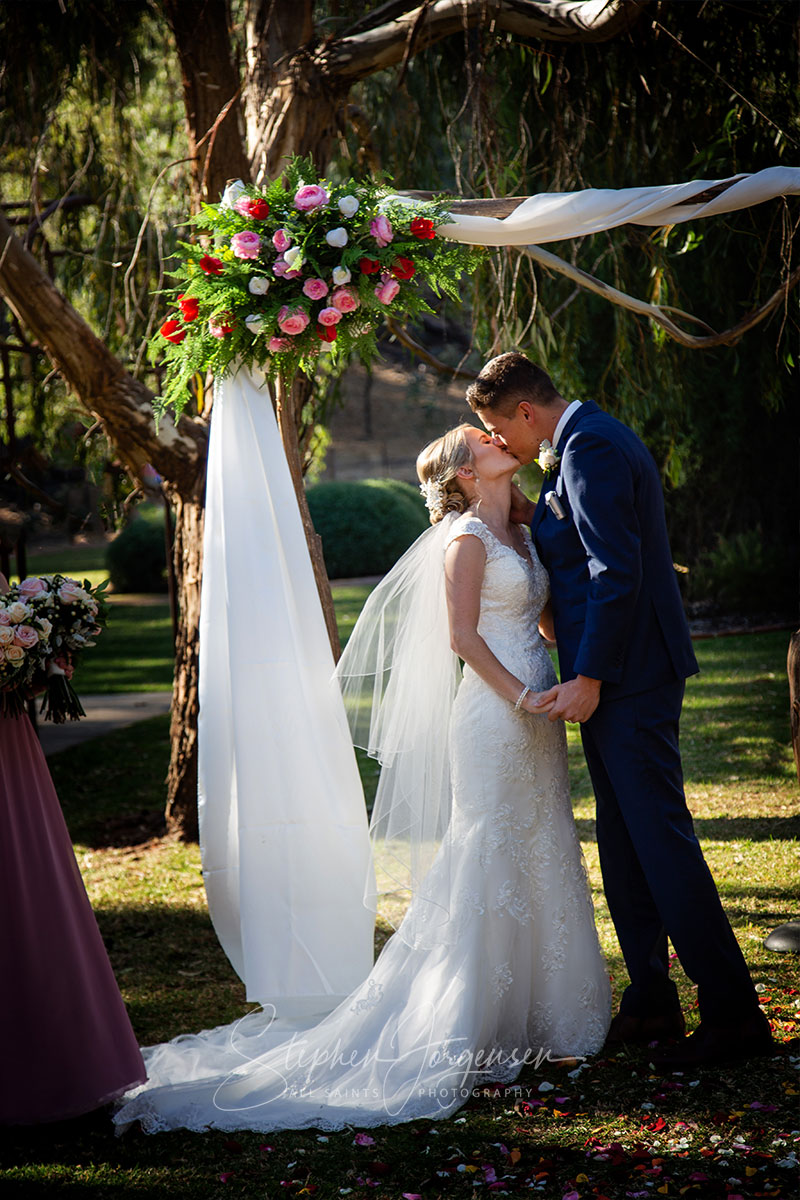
[37,691,172,757]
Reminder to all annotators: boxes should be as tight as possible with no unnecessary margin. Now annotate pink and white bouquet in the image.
[153,157,481,419]
[0,574,109,722]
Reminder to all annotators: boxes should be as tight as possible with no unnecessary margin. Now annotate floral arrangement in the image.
[154,158,481,419]
[536,438,560,476]
[0,575,109,722]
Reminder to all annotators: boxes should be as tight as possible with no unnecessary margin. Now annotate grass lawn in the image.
[1,607,798,1197]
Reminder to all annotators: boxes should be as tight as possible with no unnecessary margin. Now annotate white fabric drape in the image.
[198,367,375,1014]
[427,167,800,246]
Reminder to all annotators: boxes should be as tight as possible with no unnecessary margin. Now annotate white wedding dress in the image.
[113,514,610,1134]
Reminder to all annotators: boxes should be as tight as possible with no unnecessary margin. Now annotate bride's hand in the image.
[509,482,535,525]
[528,676,601,723]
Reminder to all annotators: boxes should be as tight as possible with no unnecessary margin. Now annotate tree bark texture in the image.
[165,488,206,839]
[162,0,253,205]
[274,375,341,659]
[789,631,800,784]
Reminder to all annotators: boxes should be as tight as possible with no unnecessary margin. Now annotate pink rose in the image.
[303,278,329,301]
[208,315,234,338]
[272,229,292,252]
[268,336,291,353]
[19,577,48,599]
[231,231,262,260]
[234,196,269,220]
[13,625,39,649]
[317,307,342,327]
[272,257,289,277]
[331,287,359,314]
[370,215,394,247]
[294,184,329,212]
[277,306,310,336]
[0,612,10,625]
[57,581,84,604]
[374,278,400,304]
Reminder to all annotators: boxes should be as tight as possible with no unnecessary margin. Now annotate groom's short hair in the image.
[466,352,561,416]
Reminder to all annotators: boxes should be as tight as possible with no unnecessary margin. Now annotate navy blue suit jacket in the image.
[532,401,698,702]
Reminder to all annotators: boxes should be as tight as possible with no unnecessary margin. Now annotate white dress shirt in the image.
[552,400,583,450]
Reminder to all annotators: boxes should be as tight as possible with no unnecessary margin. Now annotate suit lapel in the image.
[531,400,599,541]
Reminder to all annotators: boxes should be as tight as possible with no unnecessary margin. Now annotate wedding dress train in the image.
[113,514,610,1133]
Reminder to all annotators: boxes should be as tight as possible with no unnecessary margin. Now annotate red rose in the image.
[199,255,224,275]
[160,318,186,344]
[247,197,270,220]
[177,294,199,322]
[359,257,381,274]
[409,217,435,240]
[391,256,416,280]
[317,324,337,343]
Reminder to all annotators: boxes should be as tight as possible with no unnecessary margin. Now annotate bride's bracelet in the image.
[514,685,531,711]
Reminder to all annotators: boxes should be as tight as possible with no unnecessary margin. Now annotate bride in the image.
[113,422,610,1134]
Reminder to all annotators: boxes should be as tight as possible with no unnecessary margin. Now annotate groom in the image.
[467,352,773,1067]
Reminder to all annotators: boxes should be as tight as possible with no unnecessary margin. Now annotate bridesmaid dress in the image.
[0,712,146,1123]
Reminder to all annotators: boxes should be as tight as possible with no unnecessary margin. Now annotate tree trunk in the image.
[165,487,206,838]
[789,631,800,784]
[162,0,252,205]
[274,375,340,658]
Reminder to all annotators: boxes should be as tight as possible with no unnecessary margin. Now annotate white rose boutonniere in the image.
[537,439,560,477]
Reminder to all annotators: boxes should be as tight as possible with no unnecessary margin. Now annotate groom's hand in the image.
[530,675,601,723]
[509,482,535,525]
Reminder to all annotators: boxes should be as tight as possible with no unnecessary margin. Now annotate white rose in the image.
[537,439,559,471]
[37,618,53,639]
[332,265,352,286]
[6,601,31,624]
[248,276,270,295]
[220,179,247,209]
[325,227,348,248]
[337,194,359,218]
[245,314,265,335]
[0,626,14,646]
[284,245,304,269]
[5,644,24,664]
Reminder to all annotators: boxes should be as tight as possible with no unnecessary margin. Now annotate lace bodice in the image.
[444,513,551,688]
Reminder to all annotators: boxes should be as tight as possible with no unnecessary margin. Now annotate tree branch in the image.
[0,208,207,495]
[385,316,478,379]
[321,0,650,83]
[520,242,800,348]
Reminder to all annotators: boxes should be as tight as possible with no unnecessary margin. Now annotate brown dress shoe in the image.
[604,1009,686,1048]
[652,1012,774,1070]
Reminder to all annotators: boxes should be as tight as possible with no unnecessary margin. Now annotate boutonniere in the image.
[537,438,560,477]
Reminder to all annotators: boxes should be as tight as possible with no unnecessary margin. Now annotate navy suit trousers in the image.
[580,681,758,1025]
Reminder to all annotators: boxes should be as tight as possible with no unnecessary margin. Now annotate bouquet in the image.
[153,157,481,419]
[0,575,109,722]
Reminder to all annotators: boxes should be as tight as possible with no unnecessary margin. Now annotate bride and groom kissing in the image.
[114,351,771,1134]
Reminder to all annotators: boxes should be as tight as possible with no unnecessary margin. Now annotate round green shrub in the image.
[306,478,429,579]
[106,504,168,593]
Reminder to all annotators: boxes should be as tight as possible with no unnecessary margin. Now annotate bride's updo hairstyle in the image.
[416,423,475,525]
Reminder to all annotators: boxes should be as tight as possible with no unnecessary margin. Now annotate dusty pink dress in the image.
[0,713,146,1123]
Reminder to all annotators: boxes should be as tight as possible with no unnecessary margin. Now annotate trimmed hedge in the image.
[106,504,168,593]
[306,478,429,579]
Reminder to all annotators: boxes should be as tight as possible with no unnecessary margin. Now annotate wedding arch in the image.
[197,166,800,1014]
